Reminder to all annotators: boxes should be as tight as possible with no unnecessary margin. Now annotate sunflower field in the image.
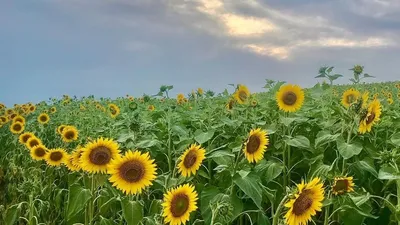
[1,78,400,225]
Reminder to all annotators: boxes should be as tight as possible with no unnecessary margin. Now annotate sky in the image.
[1,0,400,106]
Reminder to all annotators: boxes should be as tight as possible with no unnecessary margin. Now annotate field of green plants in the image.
[1,66,400,225]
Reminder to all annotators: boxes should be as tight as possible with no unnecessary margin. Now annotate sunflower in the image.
[251,100,258,107]
[61,126,79,142]
[108,104,120,118]
[10,122,24,134]
[9,113,17,120]
[276,84,305,112]
[71,147,84,168]
[233,85,250,104]
[19,132,35,144]
[178,144,206,177]
[108,150,157,195]
[388,98,393,105]
[80,137,121,173]
[29,105,36,113]
[0,116,8,124]
[38,113,50,124]
[197,88,204,96]
[359,99,382,134]
[177,93,185,102]
[50,107,57,114]
[26,137,42,150]
[342,88,360,108]
[332,177,355,195]
[57,125,67,134]
[148,105,155,111]
[30,144,48,161]
[6,109,14,115]
[45,148,68,166]
[162,184,198,225]
[284,178,325,225]
[13,115,25,125]
[243,128,269,163]
[226,99,235,110]
[361,92,369,108]
[65,154,80,171]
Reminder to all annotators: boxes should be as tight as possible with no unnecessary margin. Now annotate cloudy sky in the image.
[1,0,399,106]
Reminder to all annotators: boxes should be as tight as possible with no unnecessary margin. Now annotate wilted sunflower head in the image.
[233,85,250,104]
[276,84,305,112]
[332,177,355,195]
[10,122,24,134]
[38,113,50,124]
[352,65,363,74]
[61,126,79,142]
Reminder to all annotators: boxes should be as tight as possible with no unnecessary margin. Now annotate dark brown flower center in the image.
[89,146,111,165]
[346,94,355,104]
[239,91,248,102]
[29,139,39,148]
[40,115,47,122]
[119,160,145,182]
[183,150,197,168]
[35,147,46,157]
[64,130,75,140]
[10,114,17,119]
[292,190,313,216]
[22,135,32,143]
[170,193,190,217]
[366,112,375,124]
[333,179,349,193]
[13,123,22,131]
[246,135,261,154]
[30,106,35,111]
[283,91,297,106]
[50,152,63,161]
[15,118,23,123]
[0,117,6,123]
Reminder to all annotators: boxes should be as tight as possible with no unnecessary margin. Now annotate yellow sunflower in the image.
[50,107,57,114]
[26,137,42,150]
[30,144,48,161]
[148,105,155,111]
[65,154,81,172]
[10,122,25,134]
[177,144,206,177]
[0,116,8,124]
[359,99,382,134]
[108,150,157,195]
[197,88,204,96]
[45,148,68,166]
[276,84,305,112]
[71,147,84,169]
[9,113,17,120]
[109,104,120,118]
[57,125,67,134]
[162,184,198,225]
[19,132,35,145]
[61,126,79,142]
[332,177,355,195]
[361,92,369,108]
[80,137,121,173]
[29,105,36,113]
[342,88,360,108]
[226,99,235,110]
[388,98,393,105]
[38,113,50,124]
[233,85,250,104]
[243,128,269,163]
[6,109,14,115]
[177,93,185,102]
[251,100,258,107]
[13,115,25,125]
[284,178,325,225]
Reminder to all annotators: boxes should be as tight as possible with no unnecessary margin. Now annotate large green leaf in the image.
[390,132,400,146]
[200,186,221,224]
[265,162,284,182]
[66,184,91,220]
[378,166,400,180]
[121,198,143,225]
[4,204,21,225]
[285,135,310,149]
[315,133,340,148]
[357,158,378,178]
[194,130,215,144]
[233,172,263,209]
[337,137,363,159]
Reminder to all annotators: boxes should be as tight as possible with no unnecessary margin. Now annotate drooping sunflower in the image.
[108,150,157,195]
[162,184,198,225]
[26,137,42,150]
[341,88,360,108]
[65,154,81,172]
[177,144,206,177]
[243,128,269,163]
[10,122,25,134]
[19,132,35,144]
[50,107,57,114]
[13,115,25,125]
[30,144,48,161]
[359,99,382,134]
[284,178,325,225]
[45,148,68,166]
[57,125,67,134]
[61,126,79,142]
[276,84,305,112]
[148,105,155,111]
[332,177,355,195]
[80,137,121,173]
[109,104,120,118]
[233,85,250,104]
[38,113,50,124]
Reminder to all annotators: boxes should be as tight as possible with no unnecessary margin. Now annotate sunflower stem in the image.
[397,179,400,225]
[88,174,95,225]
[272,194,288,225]
[323,204,330,225]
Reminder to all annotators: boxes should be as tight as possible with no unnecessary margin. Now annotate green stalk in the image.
[397,180,400,225]
[342,121,354,175]
[323,204,330,225]
[88,174,95,225]
[272,194,288,225]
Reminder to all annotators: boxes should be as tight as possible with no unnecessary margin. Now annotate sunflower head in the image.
[109,104,120,118]
[148,105,155,111]
[197,88,204,95]
[359,99,382,134]
[108,150,157,195]
[38,113,50,124]
[57,125,67,134]
[276,84,305,112]
[19,132,35,144]
[0,116,8,124]
[13,115,25,125]
[233,85,250,104]
[26,137,42,150]
[178,144,206,177]
[29,105,36,113]
[243,128,269,163]
[177,94,185,101]
[71,147,84,169]
[342,88,360,108]
[45,148,68,166]
[226,99,235,111]
[251,100,258,107]
[388,98,394,105]
[284,178,325,225]
[162,184,198,225]
[80,137,121,174]
[332,177,355,195]
[65,154,81,172]
[6,109,14,115]
[10,122,25,134]
[61,126,79,142]
[30,144,48,161]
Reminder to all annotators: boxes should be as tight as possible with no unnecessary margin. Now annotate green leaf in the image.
[135,139,159,148]
[148,199,162,216]
[99,216,117,225]
[328,74,343,81]
[233,172,263,209]
[285,135,310,149]
[315,74,326,78]
[390,132,400,146]
[336,137,363,159]
[280,117,296,127]
[357,158,378,178]
[4,204,20,225]
[265,162,284,182]
[208,150,235,158]
[378,166,400,180]
[194,130,215,144]
[121,198,143,225]
[171,125,188,138]
[315,133,340,148]
[66,184,91,220]
[363,73,374,78]
[200,186,221,224]
[256,212,271,225]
